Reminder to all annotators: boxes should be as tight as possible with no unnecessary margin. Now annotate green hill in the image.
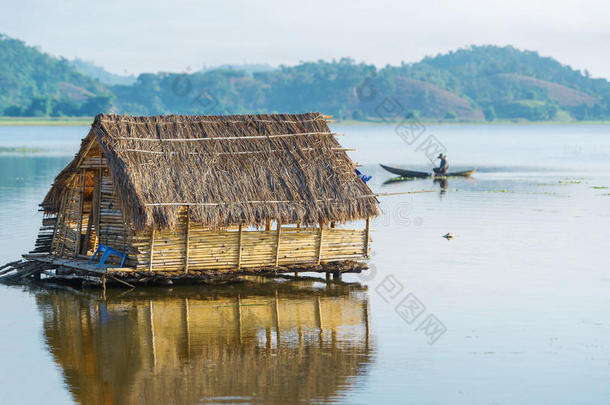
[0,34,112,117]
[70,58,136,86]
[2,35,610,121]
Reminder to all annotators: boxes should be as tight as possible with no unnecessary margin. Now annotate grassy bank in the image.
[0,146,47,153]
[334,118,610,126]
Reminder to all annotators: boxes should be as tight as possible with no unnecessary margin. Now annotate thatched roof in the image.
[43,113,378,232]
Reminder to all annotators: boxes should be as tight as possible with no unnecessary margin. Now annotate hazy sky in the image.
[2,0,610,78]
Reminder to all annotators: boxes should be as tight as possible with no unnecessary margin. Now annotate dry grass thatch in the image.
[42,113,378,232]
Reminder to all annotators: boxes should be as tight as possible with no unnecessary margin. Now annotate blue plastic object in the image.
[355,169,372,183]
[88,243,127,268]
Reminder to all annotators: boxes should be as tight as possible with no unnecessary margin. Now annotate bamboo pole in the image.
[148,228,155,273]
[102,116,328,125]
[59,179,77,257]
[274,222,282,267]
[184,211,190,274]
[52,191,68,254]
[316,223,324,265]
[74,170,86,257]
[237,224,243,269]
[115,131,339,142]
[118,147,354,155]
[142,190,433,207]
[82,170,100,255]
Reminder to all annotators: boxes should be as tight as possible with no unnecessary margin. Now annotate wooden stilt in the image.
[274,222,282,267]
[148,228,155,273]
[184,211,190,274]
[237,224,243,269]
[316,223,324,265]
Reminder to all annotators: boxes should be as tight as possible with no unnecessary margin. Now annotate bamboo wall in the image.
[51,176,82,257]
[131,211,369,272]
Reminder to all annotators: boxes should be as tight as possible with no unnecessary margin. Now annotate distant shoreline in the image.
[334,119,610,126]
[2,116,610,127]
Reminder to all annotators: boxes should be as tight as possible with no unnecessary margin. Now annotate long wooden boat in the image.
[379,164,429,178]
[380,164,476,178]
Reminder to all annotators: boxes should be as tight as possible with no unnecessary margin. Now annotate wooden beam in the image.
[60,178,76,257]
[316,223,324,265]
[115,131,338,142]
[148,228,155,273]
[117,147,353,155]
[74,170,86,257]
[95,169,102,241]
[82,169,100,255]
[142,190,433,207]
[274,222,282,267]
[184,211,190,274]
[237,224,243,269]
[364,217,371,258]
[51,190,66,254]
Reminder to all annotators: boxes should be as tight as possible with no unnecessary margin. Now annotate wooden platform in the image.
[1,253,368,288]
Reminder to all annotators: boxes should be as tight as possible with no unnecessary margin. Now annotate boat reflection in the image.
[434,177,448,197]
[34,277,374,405]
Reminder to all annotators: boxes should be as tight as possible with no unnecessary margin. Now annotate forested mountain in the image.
[2,33,610,121]
[0,35,113,117]
[70,58,137,86]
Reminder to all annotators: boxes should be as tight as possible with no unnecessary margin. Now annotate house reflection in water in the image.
[35,277,375,405]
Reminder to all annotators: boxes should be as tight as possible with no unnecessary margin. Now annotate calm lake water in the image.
[1,123,609,405]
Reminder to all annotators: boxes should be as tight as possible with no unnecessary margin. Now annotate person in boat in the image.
[434,153,448,176]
